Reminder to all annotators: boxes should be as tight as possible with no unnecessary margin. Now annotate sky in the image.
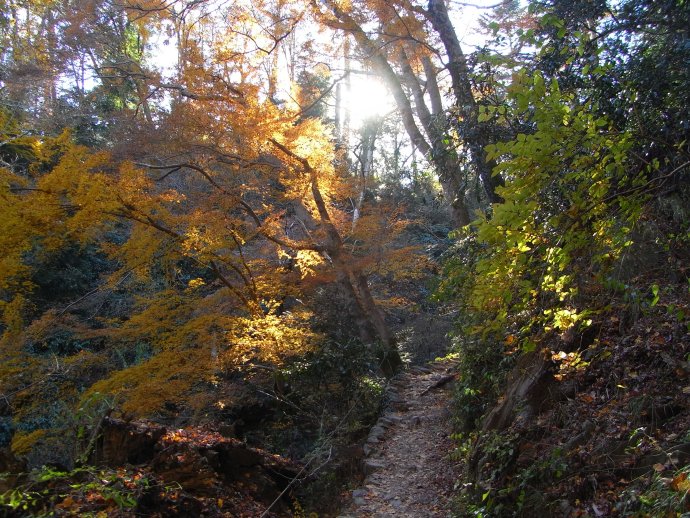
[139,0,502,128]
[451,0,504,48]
[344,0,502,127]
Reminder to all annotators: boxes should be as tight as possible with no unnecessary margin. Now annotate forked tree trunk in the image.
[332,258,402,377]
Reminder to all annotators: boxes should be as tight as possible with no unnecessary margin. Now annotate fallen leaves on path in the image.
[338,360,460,517]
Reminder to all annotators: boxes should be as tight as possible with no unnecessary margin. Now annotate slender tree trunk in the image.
[335,82,342,138]
[353,119,379,229]
[342,36,351,149]
[349,269,401,375]
[426,0,504,204]
[135,81,153,124]
[317,0,472,226]
[400,50,472,225]
[271,139,402,376]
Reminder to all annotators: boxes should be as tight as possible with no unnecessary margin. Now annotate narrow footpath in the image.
[337,359,460,517]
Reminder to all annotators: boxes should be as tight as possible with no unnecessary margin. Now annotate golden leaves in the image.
[222,312,319,367]
[295,250,323,279]
[83,347,211,416]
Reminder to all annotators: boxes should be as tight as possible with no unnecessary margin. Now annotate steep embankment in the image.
[457,289,690,517]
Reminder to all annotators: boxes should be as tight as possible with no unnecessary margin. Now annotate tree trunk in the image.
[309,170,402,376]
[319,2,472,226]
[271,138,403,376]
[353,119,379,229]
[426,0,504,204]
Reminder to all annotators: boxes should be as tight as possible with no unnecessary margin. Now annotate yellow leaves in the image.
[84,302,319,416]
[0,295,30,337]
[551,349,589,381]
[222,312,319,367]
[11,429,47,456]
[295,250,323,279]
[544,307,580,331]
[372,246,429,281]
[541,273,575,302]
[277,118,337,187]
[182,226,223,256]
[187,278,206,290]
[377,296,415,309]
[111,223,171,281]
[84,347,212,416]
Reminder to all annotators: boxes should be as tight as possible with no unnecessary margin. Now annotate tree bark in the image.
[399,50,472,226]
[426,0,504,204]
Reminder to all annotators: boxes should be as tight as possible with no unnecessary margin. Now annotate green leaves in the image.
[650,284,660,307]
[451,68,644,343]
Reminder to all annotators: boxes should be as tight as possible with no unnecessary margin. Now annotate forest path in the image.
[337,359,460,517]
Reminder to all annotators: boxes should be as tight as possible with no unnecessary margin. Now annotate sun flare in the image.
[346,76,393,128]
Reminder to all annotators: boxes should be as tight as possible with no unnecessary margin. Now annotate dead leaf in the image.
[671,472,690,492]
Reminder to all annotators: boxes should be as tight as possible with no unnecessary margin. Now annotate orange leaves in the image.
[670,471,690,493]
[83,347,212,416]
[162,427,225,449]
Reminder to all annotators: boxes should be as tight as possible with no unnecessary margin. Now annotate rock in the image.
[364,459,386,475]
[95,417,166,466]
[369,426,386,439]
[387,393,403,403]
[378,417,396,427]
[93,418,299,513]
[416,493,432,504]
[0,447,25,492]
[351,488,368,505]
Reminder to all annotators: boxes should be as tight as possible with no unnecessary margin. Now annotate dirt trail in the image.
[337,360,460,517]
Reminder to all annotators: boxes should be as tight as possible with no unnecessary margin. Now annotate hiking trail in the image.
[337,359,460,517]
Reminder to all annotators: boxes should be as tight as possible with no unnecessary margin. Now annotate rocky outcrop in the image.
[90,417,300,516]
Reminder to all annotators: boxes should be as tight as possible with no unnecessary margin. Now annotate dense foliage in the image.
[439,0,690,515]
